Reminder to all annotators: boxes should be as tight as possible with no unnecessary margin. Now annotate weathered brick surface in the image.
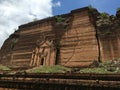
[0,7,99,67]
[99,29,120,61]
[58,10,98,67]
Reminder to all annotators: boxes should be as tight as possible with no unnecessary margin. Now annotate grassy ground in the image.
[26,65,72,73]
[0,59,120,74]
[26,60,120,74]
[79,60,120,74]
[79,67,114,74]
[0,65,11,71]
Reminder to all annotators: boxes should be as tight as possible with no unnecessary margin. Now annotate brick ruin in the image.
[0,7,120,67]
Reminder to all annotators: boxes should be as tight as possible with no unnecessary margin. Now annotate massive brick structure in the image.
[0,7,120,67]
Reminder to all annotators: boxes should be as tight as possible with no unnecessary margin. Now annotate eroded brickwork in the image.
[99,29,120,61]
[58,10,99,67]
[0,7,99,67]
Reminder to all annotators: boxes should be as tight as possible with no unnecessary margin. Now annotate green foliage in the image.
[27,65,71,73]
[96,11,120,37]
[100,13,109,19]
[55,16,66,23]
[96,13,116,36]
[102,59,120,72]
[80,68,111,74]
[0,65,11,71]
[55,16,70,30]
[97,13,111,28]
[80,60,120,74]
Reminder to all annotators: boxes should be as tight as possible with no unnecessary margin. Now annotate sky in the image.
[0,0,120,48]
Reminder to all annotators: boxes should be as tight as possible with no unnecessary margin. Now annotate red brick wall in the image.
[0,7,99,67]
[99,29,120,61]
[59,10,99,67]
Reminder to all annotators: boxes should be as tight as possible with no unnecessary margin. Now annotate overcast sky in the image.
[0,0,120,48]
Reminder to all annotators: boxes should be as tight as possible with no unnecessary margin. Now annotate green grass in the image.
[27,60,120,74]
[79,67,114,74]
[79,60,120,74]
[0,65,11,71]
[27,65,71,73]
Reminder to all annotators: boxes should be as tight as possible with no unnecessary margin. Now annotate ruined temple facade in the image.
[0,7,120,67]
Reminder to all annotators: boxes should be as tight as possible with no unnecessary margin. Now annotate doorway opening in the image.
[41,58,44,65]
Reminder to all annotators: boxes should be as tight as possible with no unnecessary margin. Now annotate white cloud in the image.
[0,0,53,48]
[52,1,61,7]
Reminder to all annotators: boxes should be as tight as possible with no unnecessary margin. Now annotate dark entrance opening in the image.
[41,58,44,65]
